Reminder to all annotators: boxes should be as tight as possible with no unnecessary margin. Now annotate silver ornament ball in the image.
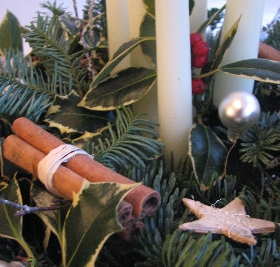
[218,91,260,139]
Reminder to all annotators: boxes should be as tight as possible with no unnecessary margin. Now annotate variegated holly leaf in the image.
[220,58,280,84]
[188,124,228,190]
[0,11,22,54]
[62,180,138,267]
[78,67,156,111]
[71,127,108,148]
[31,180,69,245]
[0,177,34,258]
[143,0,155,18]
[88,37,155,89]
[140,14,156,65]
[45,90,113,134]
[197,4,226,34]
[209,16,240,72]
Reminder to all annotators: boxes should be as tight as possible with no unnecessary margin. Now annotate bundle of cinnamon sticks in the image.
[3,117,161,240]
[258,42,280,62]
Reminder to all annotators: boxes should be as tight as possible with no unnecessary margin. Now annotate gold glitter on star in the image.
[179,197,276,245]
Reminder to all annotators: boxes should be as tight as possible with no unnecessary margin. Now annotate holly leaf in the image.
[0,11,22,54]
[62,180,138,267]
[197,5,226,34]
[31,180,68,245]
[45,90,113,134]
[189,124,228,190]
[88,37,155,89]
[189,0,195,15]
[143,0,155,18]
[0,177,23,240]
[71,127,108,149]
[0,177,34,257]
[78,67,156,111]
[209,16,240,72]
[220,58,280,84]
[140,14,156,65]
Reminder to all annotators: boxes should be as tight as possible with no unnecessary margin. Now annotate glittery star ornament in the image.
[179,197,276,245]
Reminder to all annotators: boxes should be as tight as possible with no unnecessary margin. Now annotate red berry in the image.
[192,79,205,94]
[192,54,208,68]
[190,33,203,47]
[192,41,210,56]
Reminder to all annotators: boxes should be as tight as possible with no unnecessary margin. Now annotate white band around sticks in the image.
[38,144,93,197]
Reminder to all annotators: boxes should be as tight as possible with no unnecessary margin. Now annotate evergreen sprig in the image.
[23,14,88,92]
[240,112,280,167]
[92,107,164,171]
[0,51,54,121]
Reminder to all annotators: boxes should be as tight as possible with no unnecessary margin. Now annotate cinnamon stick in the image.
[258,42,280,62]
[11,117,160,218]
[2,134,136,232]
[3,134,83,199]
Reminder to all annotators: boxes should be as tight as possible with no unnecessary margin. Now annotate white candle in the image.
[106,0,130,72]
[155,0,193,166]
[190,0,207,33]
[213,0,265,107]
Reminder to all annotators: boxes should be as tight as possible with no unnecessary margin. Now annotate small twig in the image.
[74,0,97,80]
[222,140,238,178]
[0,197,71,216]
[72,0,80,29]
[86,0,98,79]
[88,0,95,46]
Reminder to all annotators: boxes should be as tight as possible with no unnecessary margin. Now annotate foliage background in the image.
[0,1,279,267]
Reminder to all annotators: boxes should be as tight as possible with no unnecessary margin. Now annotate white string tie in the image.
[38,144,93,197]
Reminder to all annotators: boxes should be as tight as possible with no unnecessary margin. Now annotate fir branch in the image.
[0,51,55,121]
[94,107,164,171]
[240,112,280,167]
[23,14,87,92]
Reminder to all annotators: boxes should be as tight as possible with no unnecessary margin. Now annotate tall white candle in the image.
[106,0,130,72]
[213,0,265,107]
[155,0,193,166]
[190,0,207,33]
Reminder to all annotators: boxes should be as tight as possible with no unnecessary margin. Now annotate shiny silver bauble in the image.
[218,91,261,141]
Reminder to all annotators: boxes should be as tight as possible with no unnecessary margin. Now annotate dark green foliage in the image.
[264,20,280,51]
[87,107,164,171]
[240,112,280,167]
[24,14,87,92]
[0,1,280,266]
[0,51,54,122]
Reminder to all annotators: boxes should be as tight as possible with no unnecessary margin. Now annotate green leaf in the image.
[45,90,113,134]
[143,0,155,18]
[197,5,226,34]
[188,124,228,190]
[0,11,22,54]
[0,177,34,258]
[62,180,137,267]
[140,14,156,65]
[209,16,240,72]
[89,37,155,89]
[78,67,156,111]
[189,0,195,15]
[31,180,68,245]
[220,58,280,84]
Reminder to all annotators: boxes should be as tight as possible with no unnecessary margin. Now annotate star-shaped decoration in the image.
[179,197,276,245]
